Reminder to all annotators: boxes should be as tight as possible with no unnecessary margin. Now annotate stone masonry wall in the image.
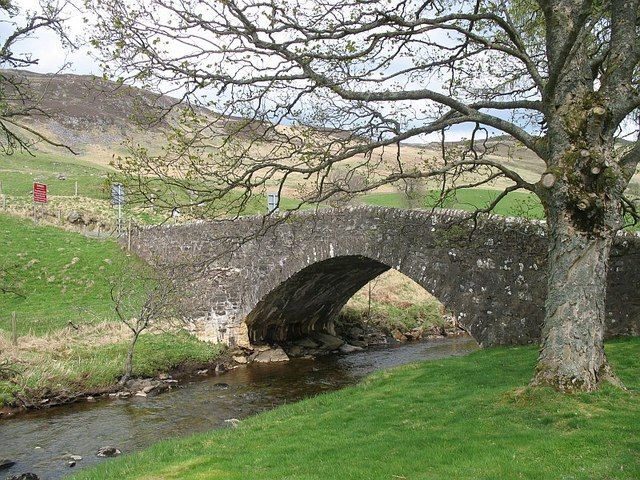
[126,207,640,347]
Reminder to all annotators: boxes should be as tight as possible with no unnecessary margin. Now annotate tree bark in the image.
[532,210,622,392]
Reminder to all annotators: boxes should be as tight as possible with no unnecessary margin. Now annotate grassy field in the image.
[2,151,544,219]
[0,151,111,199]
[0,151,307,224]
[360,188,545,219]
[70,338,640,480]
[0,150,587,227]
[0,214,227,407]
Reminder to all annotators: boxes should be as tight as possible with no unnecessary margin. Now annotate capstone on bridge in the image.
[127,207,640,348]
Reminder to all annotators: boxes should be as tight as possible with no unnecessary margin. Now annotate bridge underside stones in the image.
[127,207,640,348]
[245,256,390,343]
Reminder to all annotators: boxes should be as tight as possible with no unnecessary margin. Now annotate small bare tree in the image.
[397,174,428,210]
[110,269,178,384]
[323,168,369,208]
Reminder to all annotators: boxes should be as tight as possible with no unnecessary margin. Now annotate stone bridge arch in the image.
[245,255,392,343]
[127,207,640,348]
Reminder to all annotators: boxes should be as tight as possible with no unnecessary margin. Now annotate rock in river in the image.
[311,333,345,350]
[391,329,408,342]
[293,337,319,348]
[339,344,364,354]
[285,345,305,358]
[224,418,241,428]
[232,355,248,364]
[96,446,121,457]
[253,347,290,363]
[0,459,16,470]
[8,475,39,480]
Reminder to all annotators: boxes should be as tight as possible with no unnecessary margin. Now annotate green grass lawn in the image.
[70,338,639,480]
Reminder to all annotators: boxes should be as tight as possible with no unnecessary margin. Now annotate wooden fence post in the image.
[11,312,17,346]
[127,219,132,251]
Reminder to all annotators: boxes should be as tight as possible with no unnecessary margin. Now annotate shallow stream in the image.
[1,336,477,479]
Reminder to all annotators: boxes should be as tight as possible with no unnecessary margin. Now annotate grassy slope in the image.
[0,330,225,406]
[0,214,225,406]
[0,214,133,334]
[71,338,640,480]
[342,269,444,332]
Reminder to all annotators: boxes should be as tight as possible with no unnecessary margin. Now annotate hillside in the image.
[1,69,637,200]
[0,70,543,181]
[1,69,257,166]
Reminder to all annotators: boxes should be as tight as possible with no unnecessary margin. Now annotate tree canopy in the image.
[88,0,640,391]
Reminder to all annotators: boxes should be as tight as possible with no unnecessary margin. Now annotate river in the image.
[0,336,477,479]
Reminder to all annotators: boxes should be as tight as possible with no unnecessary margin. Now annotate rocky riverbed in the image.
[229,314,467,365]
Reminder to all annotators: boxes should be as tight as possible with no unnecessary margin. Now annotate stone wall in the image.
[127,207,640,347]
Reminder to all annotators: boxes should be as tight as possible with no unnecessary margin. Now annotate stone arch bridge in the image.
[128,207,640,348]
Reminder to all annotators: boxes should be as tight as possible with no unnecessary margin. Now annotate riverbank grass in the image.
[0,214,227,408]
[71,337,639,480]
[0,326,226,406]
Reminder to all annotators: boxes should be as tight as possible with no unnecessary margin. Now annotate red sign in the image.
[33,183,47,203]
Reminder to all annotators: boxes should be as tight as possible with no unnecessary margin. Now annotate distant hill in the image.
[1,70,169,154]
[1,69,637,193]
[0,69,254,165]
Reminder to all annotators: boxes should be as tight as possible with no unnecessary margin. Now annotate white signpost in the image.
[267,193,279,214]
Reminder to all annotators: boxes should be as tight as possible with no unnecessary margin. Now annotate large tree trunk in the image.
[532,8,630,389]
[532,207,622,392]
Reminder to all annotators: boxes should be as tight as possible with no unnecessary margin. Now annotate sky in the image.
[0,0,97,74]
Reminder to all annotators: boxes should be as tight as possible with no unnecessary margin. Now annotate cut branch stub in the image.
[577,199,591,211]
[541,173,556,188]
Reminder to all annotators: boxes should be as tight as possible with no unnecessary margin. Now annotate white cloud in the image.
[2,0,99,75]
